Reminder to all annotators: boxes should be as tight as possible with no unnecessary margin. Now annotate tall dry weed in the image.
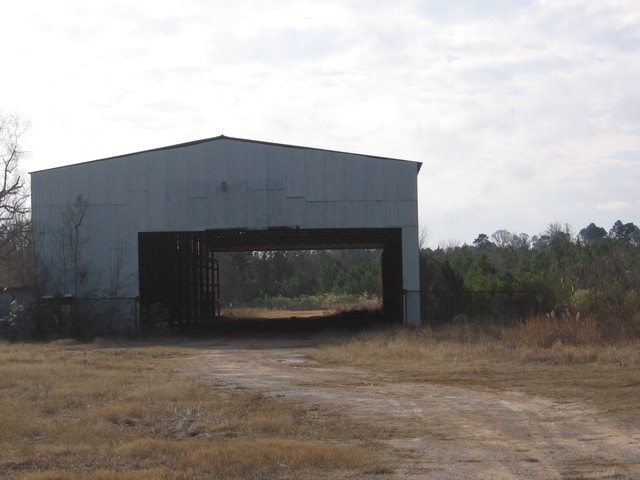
[515,311,640,348]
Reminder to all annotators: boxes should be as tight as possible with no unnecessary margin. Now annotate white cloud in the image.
[596,201,633,212]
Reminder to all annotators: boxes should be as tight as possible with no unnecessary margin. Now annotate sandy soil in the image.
[187,337,640,479]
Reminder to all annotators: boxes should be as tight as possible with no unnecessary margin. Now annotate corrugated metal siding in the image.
[31,137,421,300]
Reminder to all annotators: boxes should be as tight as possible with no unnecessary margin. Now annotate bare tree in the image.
[0,217,32,285]
[0,114,31,285]
[491,229,514,248]
[57,194,89,295]
[419,226,429,250]
[438,239,461,253]
[491,229,530,249]
[0,114,29,227]
[545,222,573,242]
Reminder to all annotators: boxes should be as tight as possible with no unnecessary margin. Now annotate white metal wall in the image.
[31,137,422,325]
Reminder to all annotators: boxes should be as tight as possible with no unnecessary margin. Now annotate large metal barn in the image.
[31,136,422,332]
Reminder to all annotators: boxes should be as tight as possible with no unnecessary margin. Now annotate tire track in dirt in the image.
[188,339,640,479]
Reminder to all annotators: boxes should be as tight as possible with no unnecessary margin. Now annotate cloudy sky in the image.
[2,0,639,246]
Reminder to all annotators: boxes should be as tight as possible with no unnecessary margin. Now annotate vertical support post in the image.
[402,226,421,326]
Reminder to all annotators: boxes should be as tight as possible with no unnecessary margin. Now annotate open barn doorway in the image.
[138,228,403,331]
[215,248,383,317]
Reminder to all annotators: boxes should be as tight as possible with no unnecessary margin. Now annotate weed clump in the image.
[516,311,640,348]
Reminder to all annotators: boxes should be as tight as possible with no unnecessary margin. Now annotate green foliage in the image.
[0,300,23,341]
[609,220,640,245]
[217,249,382,306]
[140,302,170,333]
[423,221,640,326]
[33,298,97,340]
[579,223,607,244]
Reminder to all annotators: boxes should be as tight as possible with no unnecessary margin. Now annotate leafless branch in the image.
[0,114,29,223]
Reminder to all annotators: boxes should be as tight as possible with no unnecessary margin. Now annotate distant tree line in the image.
[216,249,382,306]
[421,221,640,325]
[216,220,640,326]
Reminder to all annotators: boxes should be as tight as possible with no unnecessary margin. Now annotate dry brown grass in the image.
[516,311,640,347]
[0,340,375,480]
[220,307,336,319]
[310,319,640,424]
[220,297,381,319]
[4,314,639,478]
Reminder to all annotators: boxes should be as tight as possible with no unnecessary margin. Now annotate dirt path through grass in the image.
[188,337,640,480]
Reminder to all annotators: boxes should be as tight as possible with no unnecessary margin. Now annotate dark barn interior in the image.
[138,227,403,331]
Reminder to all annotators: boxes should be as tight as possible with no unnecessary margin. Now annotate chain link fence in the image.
[422,290,540,325]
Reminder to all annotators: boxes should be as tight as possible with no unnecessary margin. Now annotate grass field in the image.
[0,339,375,480]
[1,313,639,479]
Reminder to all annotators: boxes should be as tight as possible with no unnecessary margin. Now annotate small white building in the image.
[31,136,422,331]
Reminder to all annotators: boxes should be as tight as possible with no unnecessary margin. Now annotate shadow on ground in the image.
[173,309,393,338]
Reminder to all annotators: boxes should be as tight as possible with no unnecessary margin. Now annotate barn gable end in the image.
[31,136,422,331]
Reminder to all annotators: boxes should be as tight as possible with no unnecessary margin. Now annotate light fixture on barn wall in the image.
[220,182,228,193]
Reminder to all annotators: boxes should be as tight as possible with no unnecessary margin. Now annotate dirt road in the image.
[188,337,640,479]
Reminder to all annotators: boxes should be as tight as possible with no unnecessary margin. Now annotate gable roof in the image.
[30,135,422,174]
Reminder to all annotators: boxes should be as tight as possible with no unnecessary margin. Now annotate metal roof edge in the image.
[30,134,422,174]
